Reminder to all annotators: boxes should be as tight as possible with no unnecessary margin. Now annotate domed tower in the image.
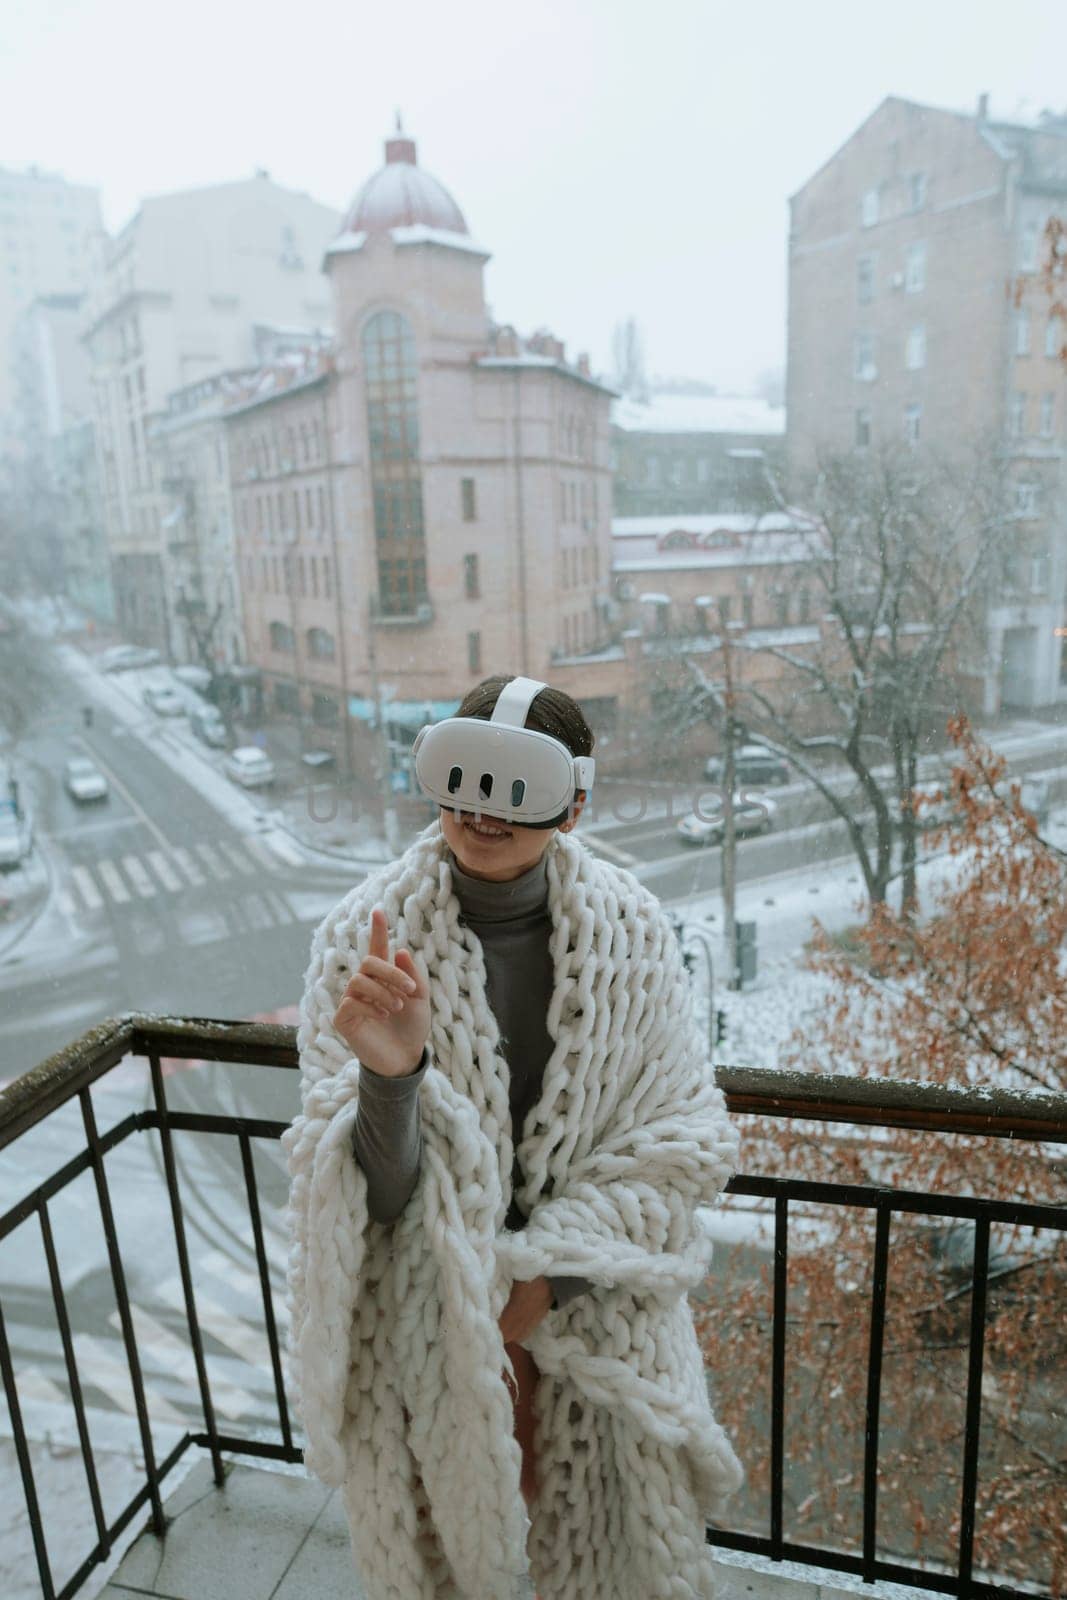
[324,121,491,359]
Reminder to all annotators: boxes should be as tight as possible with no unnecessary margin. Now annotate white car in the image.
[143,682,187,717]
[224,746,276,788]
[677,792,777,846]
[173,664,213,693]
[99,645,162,673]
[64,756,109,803]
[0,801,33,870]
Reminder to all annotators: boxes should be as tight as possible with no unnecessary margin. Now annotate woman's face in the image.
[439,793,586,882]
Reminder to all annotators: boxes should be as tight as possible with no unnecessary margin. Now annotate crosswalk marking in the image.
[71,865,104,909]
[242,835,285,870]
[195,842,229,880]
[72,1330,185,1423]
[157,1277,271,1371]
[96,859,131,903]
[57,888,78,917]
[218,839,256,875]
[147,849,183,891]
[169,845,205,886]
[122,853,156,897]
[107,1304,255,1422]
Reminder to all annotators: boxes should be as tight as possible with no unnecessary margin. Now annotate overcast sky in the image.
[4,0,1066,392]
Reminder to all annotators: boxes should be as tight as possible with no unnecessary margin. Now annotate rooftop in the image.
[612,392,786,436]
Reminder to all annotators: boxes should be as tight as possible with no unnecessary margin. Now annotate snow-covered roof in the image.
[343,138,468,238]
[612,393,786,436]
[324,230,367,258]
[613,512,801,538]
[638,592,671,604]
[390,223,489,257]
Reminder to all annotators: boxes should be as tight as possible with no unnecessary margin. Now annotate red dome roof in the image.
[343,131,468,237]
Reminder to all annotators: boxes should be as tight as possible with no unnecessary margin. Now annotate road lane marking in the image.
[583,834,639,866]
[97,859,131,903]
[71,865,105,910]
[56,888,78,916]
[241,835,283,871]
[146,849,183,892]
[217,839,256,875]
[14,1365,67,1406]
[122,854,157,897]
[107,1305,255,1422]
[195,842,229,880]
[72,738,173,854]
[169,846,205,886]
[258,830,303,867]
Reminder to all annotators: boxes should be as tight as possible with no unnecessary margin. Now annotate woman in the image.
[282,675,742,1600]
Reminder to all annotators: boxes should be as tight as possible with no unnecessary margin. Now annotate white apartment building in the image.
[0,164,101,443]
[82,174,341,648]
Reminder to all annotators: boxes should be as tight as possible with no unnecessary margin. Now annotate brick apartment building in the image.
[787,94,1067,712]
[224,128,619,783]
[611,389,786,518]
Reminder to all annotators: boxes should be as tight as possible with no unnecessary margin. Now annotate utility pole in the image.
[365,595,401,855]
[718,600,739,989]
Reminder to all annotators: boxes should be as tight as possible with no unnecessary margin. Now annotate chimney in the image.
[977,92,989,122]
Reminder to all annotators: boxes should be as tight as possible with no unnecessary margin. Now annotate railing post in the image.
[958,1215,991,1599]
[148,1052,224,1485]
[0,1297,55,1599]
[238,1130,293,1452]
[770,1191,788,1561]
[79,1087,165,1533]
[862,1199,892,1581]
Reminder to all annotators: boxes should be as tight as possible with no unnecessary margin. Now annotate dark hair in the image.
[457,675,594,758]
[456,675,595,808]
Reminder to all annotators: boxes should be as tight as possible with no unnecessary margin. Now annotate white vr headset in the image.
[411,675,596,830]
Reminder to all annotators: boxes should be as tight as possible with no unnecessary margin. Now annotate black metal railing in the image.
[0,1016,1063,1600]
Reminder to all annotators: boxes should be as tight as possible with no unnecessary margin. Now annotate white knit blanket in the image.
[281,819,743,1600]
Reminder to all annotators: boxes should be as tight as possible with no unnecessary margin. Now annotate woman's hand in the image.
[332,907,430,1078]
[498,1275,553,1343]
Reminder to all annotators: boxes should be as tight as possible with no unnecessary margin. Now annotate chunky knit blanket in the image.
[281,818,743,1600]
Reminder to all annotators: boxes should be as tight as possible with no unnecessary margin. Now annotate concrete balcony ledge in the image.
[93,1455,938,1600]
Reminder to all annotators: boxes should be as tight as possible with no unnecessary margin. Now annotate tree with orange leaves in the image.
[698,714,1066,1594]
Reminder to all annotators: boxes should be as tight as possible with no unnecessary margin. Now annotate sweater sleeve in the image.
[351,1046,430,1223]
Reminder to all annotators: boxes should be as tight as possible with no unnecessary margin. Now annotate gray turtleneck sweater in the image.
[351,840,593,1310]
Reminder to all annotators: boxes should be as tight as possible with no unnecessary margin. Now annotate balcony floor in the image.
[93,1453,919,1600]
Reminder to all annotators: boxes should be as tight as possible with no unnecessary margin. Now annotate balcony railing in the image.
[0,1015,1063,1600]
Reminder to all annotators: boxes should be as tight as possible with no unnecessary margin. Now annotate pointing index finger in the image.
[369,907,389,963]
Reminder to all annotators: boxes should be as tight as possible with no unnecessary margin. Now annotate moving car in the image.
[224,746,276,788]
[704,744,791,787]
[64,755,109,803]
[143,681,187,717]
[190,705,229,748]
[98,645,162,673]
[677,792,777,846]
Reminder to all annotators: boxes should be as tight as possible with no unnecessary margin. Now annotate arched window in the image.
[363,310,426,617]
[307,626,335,661]
[269,621,294,653]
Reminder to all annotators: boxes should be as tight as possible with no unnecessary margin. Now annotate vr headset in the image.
[411,675,596,830]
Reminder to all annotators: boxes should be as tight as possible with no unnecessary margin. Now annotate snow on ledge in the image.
[390,224,491,256]
[324,230,367,256]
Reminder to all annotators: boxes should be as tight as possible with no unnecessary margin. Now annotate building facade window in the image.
[904,403,922,445]
[855,332,876,380]
[1019,222,1039,273]
[742,592,754,628]
[1030,552,1050,593]
[363,309,426,617]
[464,552,479,598]
[269,620,294,653]
[905,241,926,293]
[1014,481,1039,517]
[909,172,927,211]
[307,626,335,660]
[773,591,788,627]
[274,680,300,714]
[905,324,926,370]
[1040,392,1055,438]
[857,254,875,304]
[855,408,871,448]
[1009,392,1027,437]
[461,476,477,521]
[1016,311,1032,356]
[1046,318,1062,359]
[860,188,880,227]
[468,630,481,673]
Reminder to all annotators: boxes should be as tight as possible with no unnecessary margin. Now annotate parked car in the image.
[300,747,336,771]
[98,645,162,673]
[190,705,229,749]
[143,681,187,717]
[678,792,777,846]
[224,746,276,788]
[704,744,791,787]
[64,755,109,803]
[172,664,213,693]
